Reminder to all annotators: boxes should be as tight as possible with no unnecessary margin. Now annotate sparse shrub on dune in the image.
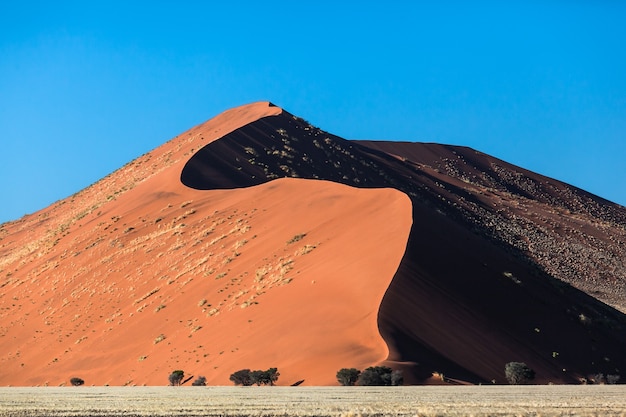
[286,233,306,244]
[69,377,84,386]
[504,362,535,385]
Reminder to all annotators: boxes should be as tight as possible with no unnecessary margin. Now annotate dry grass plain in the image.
[1,386,625,417]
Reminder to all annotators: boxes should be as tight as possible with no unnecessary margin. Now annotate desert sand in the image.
[0,103,411,386]
[2,101,626,387]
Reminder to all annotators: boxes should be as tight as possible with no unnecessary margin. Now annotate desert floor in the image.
[1,385,625,416]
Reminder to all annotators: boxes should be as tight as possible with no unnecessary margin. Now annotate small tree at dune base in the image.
[390,369,404,386]
[356,366,402,386]
[168,370,185,386]
[336,368,361,386]
[250,370,265,386]
[191,376,207,386]
[505,362,535,385]
[230,368,279,386]
[263,367,280,386]
[230,369,253,386]
[251,368,280,386]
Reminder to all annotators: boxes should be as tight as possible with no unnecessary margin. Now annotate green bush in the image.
[230,369,252,386]
[70,377,84,386]
[390,369,404,386]
[252,368,280,386]
[168,370,185,386]
[336,368,361,386]
[191,376,207,386]
[230,368,279,386]
[504,362,535,384]
[356,366,402,386]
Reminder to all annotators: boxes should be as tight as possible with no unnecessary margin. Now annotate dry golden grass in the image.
[1,386,625,416]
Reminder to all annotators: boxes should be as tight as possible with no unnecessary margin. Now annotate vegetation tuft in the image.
[229,368,280,386]
[336,368,361,386]
[286,233,306,244]
[70,377,85,386]
[168,370,185,386]
[336,366,403,386]
[191,376,207,386]
[504,362,535,385]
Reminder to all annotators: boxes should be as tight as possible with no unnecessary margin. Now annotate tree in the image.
[357,366,394,386]
[231,368,279,386]
[250,370,265,386]
[70,377,84,386]
[250,368,280,386]
[230,369,253,386]
[192,376,207,386]
[504,362,535,385]
[390,370,404,386]
[168,370,185,386]
[264,368,280,386]
[336,368,361,386]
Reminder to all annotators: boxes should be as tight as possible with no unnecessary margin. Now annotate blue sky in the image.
[1,1,625,223]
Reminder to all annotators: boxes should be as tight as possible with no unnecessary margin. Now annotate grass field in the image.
[0,385,625,417]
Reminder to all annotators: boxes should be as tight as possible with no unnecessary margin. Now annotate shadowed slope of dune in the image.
[2,101,626,387]
[180,109,626,384]
[354,141,626,383]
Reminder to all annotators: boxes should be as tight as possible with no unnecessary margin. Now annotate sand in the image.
[0,102,412,386]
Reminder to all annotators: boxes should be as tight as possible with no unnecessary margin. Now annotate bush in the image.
[263,367,280,386]
[391,370,404,386]
[230,368,279,386]
[592,373,606,384]
[357,366,395,386]
[70,377,84,386]
[592,373,621,385]
[607,374,621,385]
[252,368,280,386]
[336,368,361,386]
[250,370,265,386]
[168,370,185,386]
[191,376,207,386]
[230,369,253,386]
[504,362,535,384]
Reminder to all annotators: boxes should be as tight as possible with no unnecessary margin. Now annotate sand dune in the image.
[2,101,626,386]
[0,103,411,386]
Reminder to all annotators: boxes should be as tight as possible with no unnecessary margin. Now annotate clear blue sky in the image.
[1,1,625,223]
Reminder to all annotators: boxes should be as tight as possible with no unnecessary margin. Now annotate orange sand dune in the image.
[0,103,411,386]
[3,101,626,387]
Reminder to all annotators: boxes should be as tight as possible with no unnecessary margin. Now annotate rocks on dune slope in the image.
[1,101,626,386]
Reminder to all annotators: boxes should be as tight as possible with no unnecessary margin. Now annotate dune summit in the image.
[1,101,626,386]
